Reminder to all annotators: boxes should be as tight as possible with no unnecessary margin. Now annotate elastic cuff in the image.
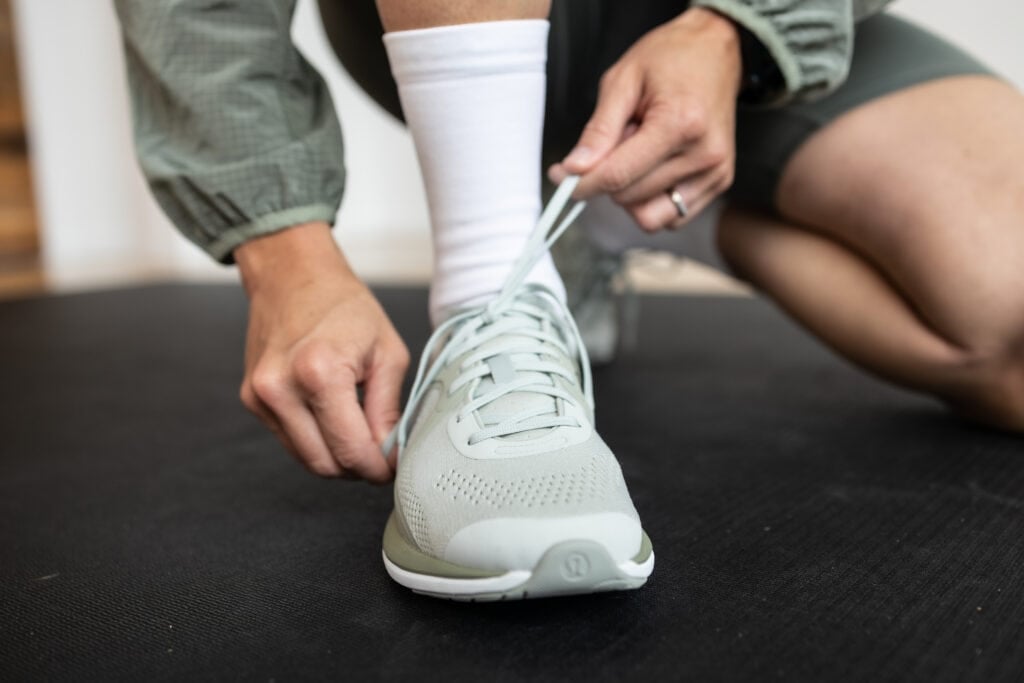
[382,19,549,83]
[205,204,339,264]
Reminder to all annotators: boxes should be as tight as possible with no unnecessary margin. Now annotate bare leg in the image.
[718,76,1024,429]
[375,0,549,31]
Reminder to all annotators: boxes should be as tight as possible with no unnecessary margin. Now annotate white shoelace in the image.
[382,176,592,459]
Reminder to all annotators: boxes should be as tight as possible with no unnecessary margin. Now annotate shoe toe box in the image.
[442,512,642,573]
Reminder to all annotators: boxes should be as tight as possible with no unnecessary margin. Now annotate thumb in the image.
[560,70,640,175]
[363,354,407,467]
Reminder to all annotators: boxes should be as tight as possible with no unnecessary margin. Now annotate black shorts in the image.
[318,1,997,211]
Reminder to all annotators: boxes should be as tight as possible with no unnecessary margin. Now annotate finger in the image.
[548,122,640,185]
[575,104,699,199]
[277,404,346,477]
[305,366,394,484]
[309,388,393,484]
[547,162,569,185]
[243,383,297,453]
[243,379,326,472]
[559,69,641,175]
[250,368,344,477]
[627,168,719,232]
[363,348,409,467]
[611,151,711,206]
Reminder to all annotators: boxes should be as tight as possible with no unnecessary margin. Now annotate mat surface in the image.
[2,284,1023,682]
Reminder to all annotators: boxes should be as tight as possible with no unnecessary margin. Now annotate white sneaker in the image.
[381,178,654,600]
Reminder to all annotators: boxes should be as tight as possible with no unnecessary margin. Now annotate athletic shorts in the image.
[318,0,997,211]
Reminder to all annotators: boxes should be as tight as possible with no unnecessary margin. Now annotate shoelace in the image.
[382,176,591,460]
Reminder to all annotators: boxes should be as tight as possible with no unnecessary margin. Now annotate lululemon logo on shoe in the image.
[561,552,591,581]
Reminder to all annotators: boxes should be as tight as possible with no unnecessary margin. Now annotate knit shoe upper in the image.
[392,287,642,572]
[383,177,646,576]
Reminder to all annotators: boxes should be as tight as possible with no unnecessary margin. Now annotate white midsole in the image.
[382,549,655,596]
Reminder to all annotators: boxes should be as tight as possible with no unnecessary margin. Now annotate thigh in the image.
[774,74,1024,354]
[730,12,1024,355]
[730,12,997,210]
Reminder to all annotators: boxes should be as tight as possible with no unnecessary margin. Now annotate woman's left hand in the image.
[549,7,743,231]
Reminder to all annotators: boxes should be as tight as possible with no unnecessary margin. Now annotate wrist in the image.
[677,7,743,94]
[683,6,741,44]
[685,6,784,103]
[235,222,357,299]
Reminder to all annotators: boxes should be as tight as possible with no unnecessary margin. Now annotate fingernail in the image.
[547,164,565,183]
[564,146,593,168]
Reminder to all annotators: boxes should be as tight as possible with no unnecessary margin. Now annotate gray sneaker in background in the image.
[550,224,625,366]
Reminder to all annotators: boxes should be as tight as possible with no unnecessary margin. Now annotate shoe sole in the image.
[381,513,654,601]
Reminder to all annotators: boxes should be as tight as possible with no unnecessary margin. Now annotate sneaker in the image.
[550,222,625,365]
[551,192,735,365]
[381,177,654,601]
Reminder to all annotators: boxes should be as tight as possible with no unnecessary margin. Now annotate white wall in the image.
[10,0,1024,291]
[891,1,1024,86]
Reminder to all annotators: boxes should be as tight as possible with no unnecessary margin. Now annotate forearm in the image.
[236,222,360,300]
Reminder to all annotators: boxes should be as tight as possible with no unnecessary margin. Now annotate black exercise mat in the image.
[2,284,1023,682]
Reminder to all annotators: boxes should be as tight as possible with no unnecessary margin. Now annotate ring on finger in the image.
[668,188,689,218]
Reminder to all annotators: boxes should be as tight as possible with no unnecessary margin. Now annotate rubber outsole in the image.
[382,514,654,601]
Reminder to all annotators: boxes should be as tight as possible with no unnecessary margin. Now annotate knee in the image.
[714,209,762,281]
[951,348,1024,432]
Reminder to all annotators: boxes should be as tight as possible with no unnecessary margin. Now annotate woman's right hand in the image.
[235,222,410,482]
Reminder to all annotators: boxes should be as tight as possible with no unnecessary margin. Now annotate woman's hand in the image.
[235,222,409,482]
[549,7,743,231]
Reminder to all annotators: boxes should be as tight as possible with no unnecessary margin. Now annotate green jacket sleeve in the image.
[113,0,345,263]
[690,0,894,105]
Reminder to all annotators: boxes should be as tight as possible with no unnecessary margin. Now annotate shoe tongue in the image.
[472,315,559,442]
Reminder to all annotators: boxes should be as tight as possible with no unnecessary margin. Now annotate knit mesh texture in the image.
[433,456,612,510]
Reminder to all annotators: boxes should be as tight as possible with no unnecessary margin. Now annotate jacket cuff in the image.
[203,204,340,264]
[141,131,346,265]
[691,0,854,106]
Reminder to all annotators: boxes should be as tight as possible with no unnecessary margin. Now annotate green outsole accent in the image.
[382,514,503,579]
[418,539,650,602]
[383,513,654,584]
[633,531,653,564]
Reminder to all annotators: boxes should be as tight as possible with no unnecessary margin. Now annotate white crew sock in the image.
[383,20,565,327]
